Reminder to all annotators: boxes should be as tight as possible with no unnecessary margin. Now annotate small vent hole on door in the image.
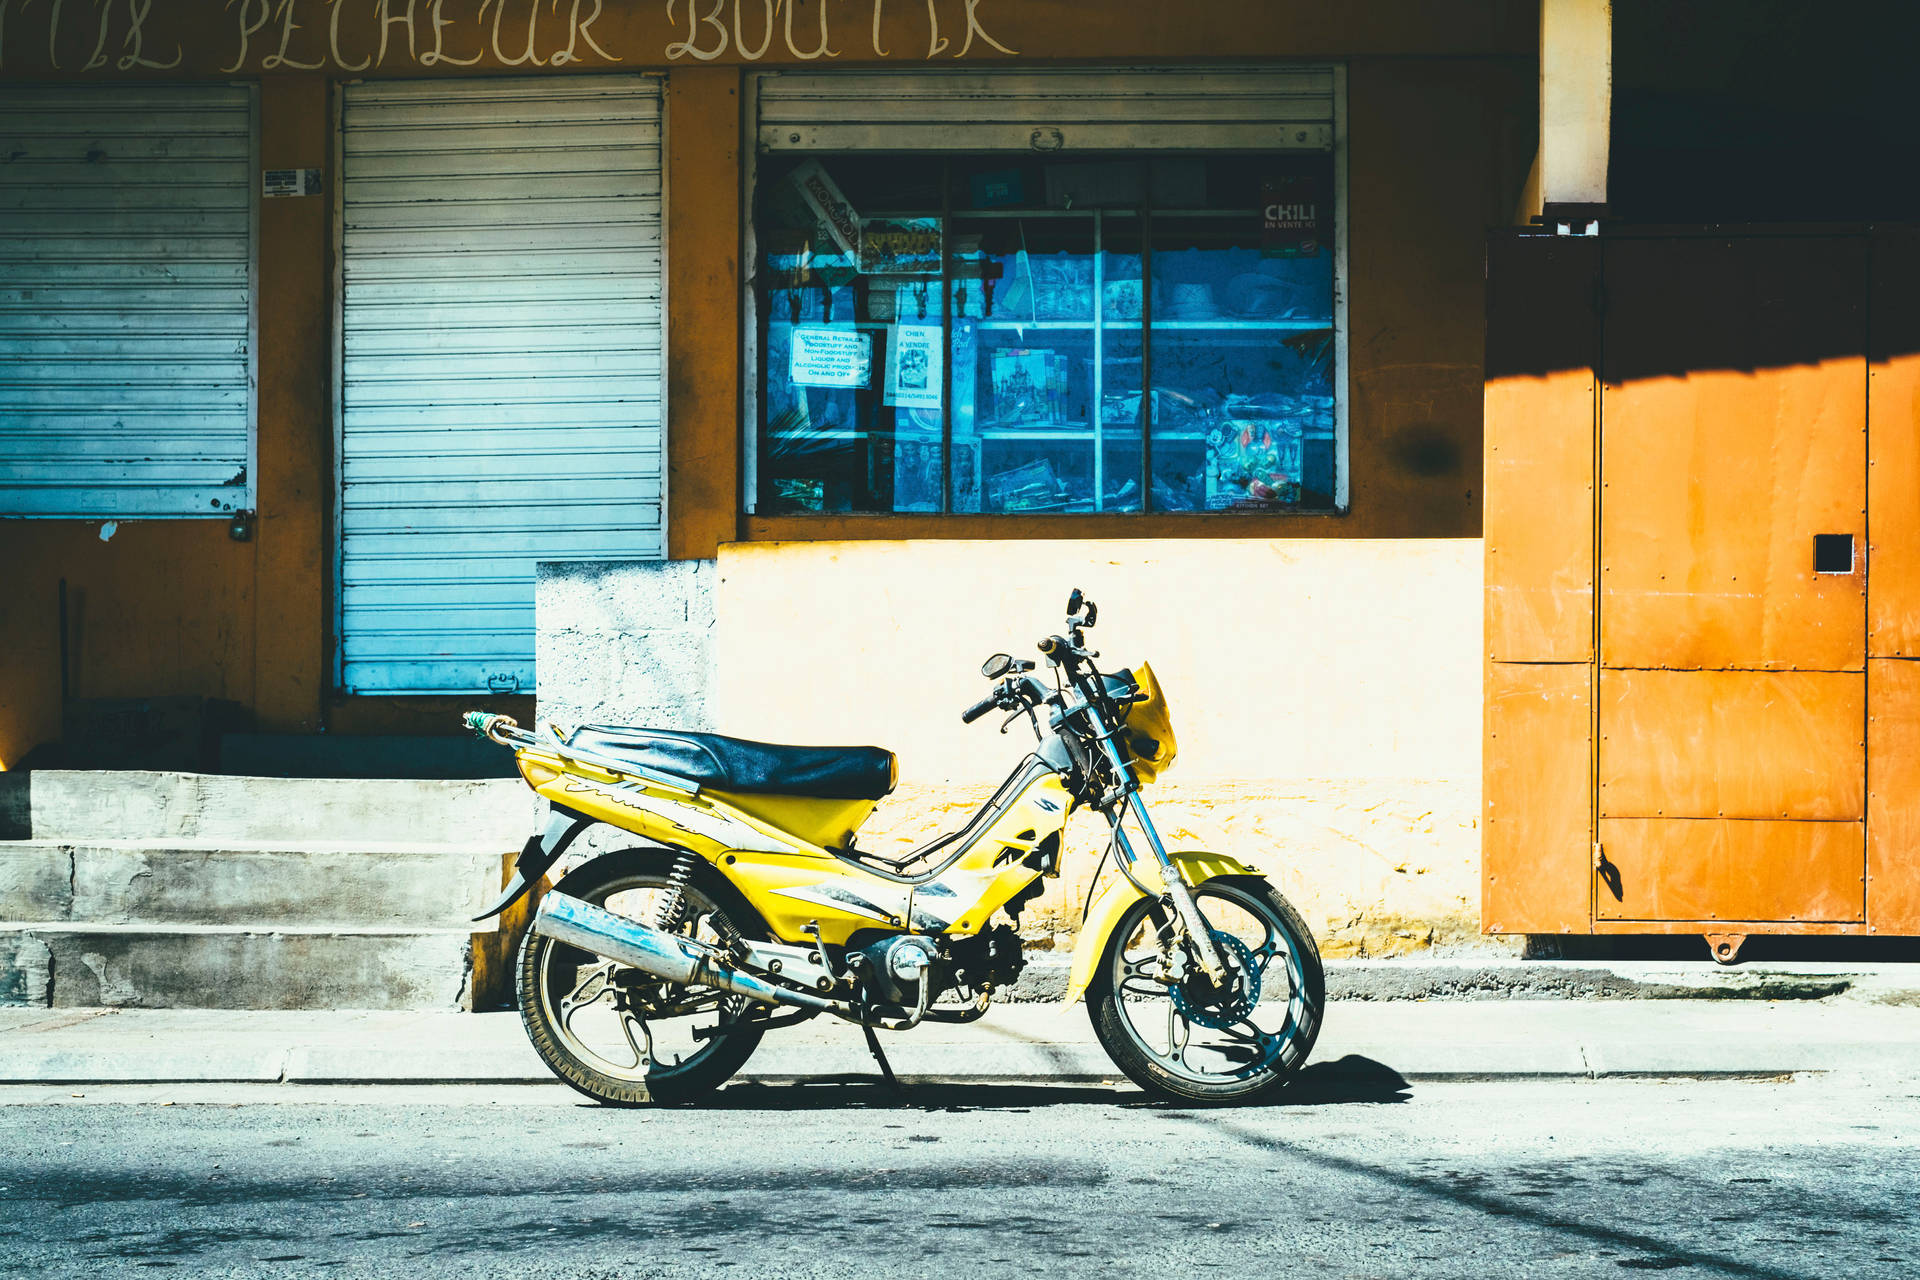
[1814,534,1854,574]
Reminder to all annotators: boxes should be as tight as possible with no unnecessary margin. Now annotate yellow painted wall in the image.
[711,539,1485,955]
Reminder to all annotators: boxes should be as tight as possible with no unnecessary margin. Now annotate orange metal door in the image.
[1868,228,1920,934]
[1481,234,1601,936]
[1597,236,1868,928]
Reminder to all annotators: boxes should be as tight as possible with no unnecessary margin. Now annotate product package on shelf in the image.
[1205,416,1306,510]
[989,348,1071,426]
[985,458,1067,512]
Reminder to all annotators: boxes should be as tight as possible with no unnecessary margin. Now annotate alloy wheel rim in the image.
[1107,883,1306,1086]
[535,872,750,1084]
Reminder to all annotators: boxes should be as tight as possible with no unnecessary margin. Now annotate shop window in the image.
[750,154,1338,516]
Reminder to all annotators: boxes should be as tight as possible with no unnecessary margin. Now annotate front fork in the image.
[1077,686,1229,985]
[1107,795,1229,985]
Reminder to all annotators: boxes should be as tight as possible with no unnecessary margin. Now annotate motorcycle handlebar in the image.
[961,695,998,725]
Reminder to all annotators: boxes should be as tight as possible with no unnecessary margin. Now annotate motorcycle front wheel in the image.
[1086,877,1323,1105]
[517,848,768,1107]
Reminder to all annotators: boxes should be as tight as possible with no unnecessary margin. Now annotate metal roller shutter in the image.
[339,75,663,696]
[755,66,1335,152]
[0,84,255,518]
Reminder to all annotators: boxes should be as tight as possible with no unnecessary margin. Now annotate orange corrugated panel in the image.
[1596,818,1864,924]
[1484,235,1597,663]
[1599,669,1864,820]
[1483,661,1592,935]
[1599,237,1866,672]
[1869,229,1920,657]
[1867,658,1920,933]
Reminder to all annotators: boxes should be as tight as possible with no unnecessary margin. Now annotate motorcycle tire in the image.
[517,848,770,1107]
[1085,876,1324,1105]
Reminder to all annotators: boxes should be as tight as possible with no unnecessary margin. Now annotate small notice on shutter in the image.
[263,168,323,198]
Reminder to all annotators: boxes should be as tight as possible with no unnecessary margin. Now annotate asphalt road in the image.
[3,1069,1916,1279]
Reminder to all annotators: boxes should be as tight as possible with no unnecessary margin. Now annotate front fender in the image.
[1062,851,1258,1003]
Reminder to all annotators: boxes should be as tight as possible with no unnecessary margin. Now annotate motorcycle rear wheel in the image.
[517,848,769,1106]
[1086,877,1323,1105]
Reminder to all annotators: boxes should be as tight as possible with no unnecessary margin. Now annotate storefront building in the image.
[16,1,1881,959]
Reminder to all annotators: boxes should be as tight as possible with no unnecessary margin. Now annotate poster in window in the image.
[1261,175,1324,258]
[883,324,943,410]
[860,218,941,276]
[989,348,1068,425]
[789,326,872,388]
[788,160,862,259]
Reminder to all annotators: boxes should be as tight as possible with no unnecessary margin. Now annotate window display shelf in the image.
[973,319,1106,330]
[973,318,1330,332]
[1151,319,1332,330]
[980,429,1214,442]
[980,428,1093,440]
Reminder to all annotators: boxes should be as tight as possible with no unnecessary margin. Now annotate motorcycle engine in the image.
[854,934,942,1005]
[852,925,1025,1006]
[947,923,1025,995]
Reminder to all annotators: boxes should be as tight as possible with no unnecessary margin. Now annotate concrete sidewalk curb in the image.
[5,1047,1910,1086]
[1322,960,1866,1003]
[5,1001,1918,1087]
[1001,958,1895,1004]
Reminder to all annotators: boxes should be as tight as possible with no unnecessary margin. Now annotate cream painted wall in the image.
[712,539,1490,956]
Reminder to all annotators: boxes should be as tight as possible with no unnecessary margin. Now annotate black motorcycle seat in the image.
[568,726,897,801]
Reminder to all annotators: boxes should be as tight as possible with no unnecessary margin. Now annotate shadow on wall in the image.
[1487,227,1919,387]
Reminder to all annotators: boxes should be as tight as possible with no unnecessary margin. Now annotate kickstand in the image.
[861,1017,907,1097]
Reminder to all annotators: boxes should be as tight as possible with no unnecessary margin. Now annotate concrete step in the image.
[2,770,533,845]
[0,840,511,928]
[1,924,472,1010]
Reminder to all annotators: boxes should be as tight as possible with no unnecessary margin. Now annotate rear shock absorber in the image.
[655,852,695,933]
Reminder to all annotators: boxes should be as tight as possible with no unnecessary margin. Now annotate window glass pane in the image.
[1149,157,1336,511]
[948,160,1053,212]
[756,156,945,514]
[752,152,1337,517]
[953,214,1129,513]
[1099,216,1145,512]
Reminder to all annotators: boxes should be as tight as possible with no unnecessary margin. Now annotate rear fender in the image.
[1062,852,1257,1003]
[471,805,591,922]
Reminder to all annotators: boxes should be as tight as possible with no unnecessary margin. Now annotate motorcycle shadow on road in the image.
[693,1056,1410,1111]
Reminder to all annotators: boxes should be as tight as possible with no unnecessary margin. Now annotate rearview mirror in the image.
[982,653,1015,679]
[1066,588,1084,617]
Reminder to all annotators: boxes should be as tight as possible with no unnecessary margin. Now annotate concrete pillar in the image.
[1520,0,1611,224]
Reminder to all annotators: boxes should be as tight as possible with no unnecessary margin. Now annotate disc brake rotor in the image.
[1169,929,1260,1030]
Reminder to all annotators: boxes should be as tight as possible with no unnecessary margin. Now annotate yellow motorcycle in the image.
[468,590,1322,1105]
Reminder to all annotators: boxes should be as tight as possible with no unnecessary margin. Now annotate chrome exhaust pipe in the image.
[531,891,839,1013]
